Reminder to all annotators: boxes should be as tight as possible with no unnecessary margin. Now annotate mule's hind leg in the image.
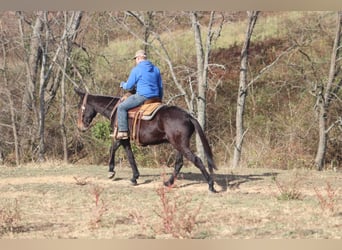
[164,151,183,187]
[108,140,121,179]
[121,140,140,185]
[182,149,217,193]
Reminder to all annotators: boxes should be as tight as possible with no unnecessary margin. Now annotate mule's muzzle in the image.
[77,121,90,132]
[77,126,88,132]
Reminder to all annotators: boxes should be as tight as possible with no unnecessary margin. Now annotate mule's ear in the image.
[74,87,85,96]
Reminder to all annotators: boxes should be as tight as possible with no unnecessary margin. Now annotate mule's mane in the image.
[88,93,119,103]
[91,93,119,99]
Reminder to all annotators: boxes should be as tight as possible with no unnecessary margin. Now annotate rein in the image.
[110,100,121,120]
[109,92,132,120]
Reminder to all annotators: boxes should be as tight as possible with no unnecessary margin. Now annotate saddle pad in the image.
[128,102,164,121]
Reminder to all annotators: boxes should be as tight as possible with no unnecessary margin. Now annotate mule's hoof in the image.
[108,171,116,179]
[209,186,218,193]
[164,181,172,187]
[130,179,138,186]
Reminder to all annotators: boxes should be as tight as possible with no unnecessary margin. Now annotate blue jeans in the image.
[117,93,147,132]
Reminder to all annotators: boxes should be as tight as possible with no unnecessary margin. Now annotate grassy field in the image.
[0,161,341,239]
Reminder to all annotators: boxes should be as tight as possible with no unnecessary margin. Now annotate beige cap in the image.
[133,49,147,59]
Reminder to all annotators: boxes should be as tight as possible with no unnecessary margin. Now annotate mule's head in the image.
[74,88,97,132]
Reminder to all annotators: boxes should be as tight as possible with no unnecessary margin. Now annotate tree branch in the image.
[326,117,342,133]
[248,44,297,88]
[0,122,13,129]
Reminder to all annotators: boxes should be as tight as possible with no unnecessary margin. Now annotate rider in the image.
[116,49,163,140]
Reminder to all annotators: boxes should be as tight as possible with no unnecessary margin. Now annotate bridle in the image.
[77,92,89,130]
[80,92,119,122]
[81,92,89,115]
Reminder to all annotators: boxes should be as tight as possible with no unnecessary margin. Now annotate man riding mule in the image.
[75,88,217,193]
[116,49,163,140]
[75,50,218,193]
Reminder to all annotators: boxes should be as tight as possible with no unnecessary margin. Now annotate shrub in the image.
[314,181,338,214]
[91,121,111,141]
[272,174,303,201]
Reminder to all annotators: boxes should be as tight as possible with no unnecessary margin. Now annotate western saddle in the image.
[111,93,164,144]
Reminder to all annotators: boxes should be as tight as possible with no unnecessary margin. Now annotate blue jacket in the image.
[121,60,163,99]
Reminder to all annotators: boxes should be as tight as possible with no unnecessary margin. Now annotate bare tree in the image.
[37,11,83,162]
[232,11,298,168]
[60,11,83,162]
[2,83,20,166]
[0,31,20,166]
[190,11,224,159]
[126,11,154,53]
[314,11,342,170]
[232,11,259,168]
[17,11,43,159]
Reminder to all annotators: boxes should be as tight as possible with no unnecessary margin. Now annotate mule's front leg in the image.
[121,140,140,185]
[108,140,121,179]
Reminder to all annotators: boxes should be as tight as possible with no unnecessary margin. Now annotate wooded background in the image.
[0,11,341,171]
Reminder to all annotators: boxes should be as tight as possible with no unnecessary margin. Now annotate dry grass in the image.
[0,162,341,239]
[0,199,21,237]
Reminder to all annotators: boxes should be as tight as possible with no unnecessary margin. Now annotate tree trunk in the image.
[17,11,43,160]
[191,11,206,159]
[60,11,83,162]
[37,12,48,162]
[314,11,342,170]
[190,11,220,159]
[315,105,327,170]
[61,55,68,163]
[1,40,20,166]
[7,89,20,166]
[232,11,259,168]
[0,150,4,165]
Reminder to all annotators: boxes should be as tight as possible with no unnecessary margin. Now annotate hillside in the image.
[0,11,341,170]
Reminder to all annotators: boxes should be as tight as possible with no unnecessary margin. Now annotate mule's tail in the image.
[189,116,218,174]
